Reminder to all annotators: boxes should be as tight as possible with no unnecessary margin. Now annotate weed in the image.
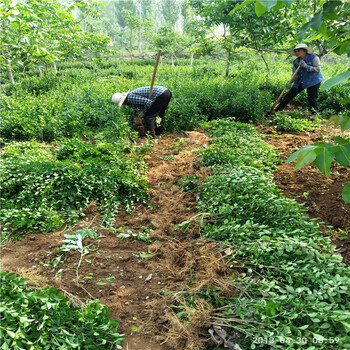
[117,229,152,243]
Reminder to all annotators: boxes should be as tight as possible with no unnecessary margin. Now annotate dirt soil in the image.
[1,126,349,350]
[257,123,350,264]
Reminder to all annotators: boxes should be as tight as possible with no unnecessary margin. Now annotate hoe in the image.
[267,65,301,117]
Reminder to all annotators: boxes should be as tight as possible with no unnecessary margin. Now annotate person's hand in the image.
[133,112,144,125]
[299,59,307,68]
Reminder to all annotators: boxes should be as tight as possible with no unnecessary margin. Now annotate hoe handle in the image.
[149,49,162,99]
[271,65,301,112]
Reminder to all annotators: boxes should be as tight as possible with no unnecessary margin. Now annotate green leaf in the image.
[140,253,154,259]
[282,0,295,7]
[264,0,278,11]
[340,97,350,105]
[327,115,343,129]
[286,148,303,164]
[294,147,318,170]
[341,321,350,332]
[310,10,323,30]
[230,0,255,13]
[255,1,267,17]
[342,183,350,204]
[340,117,350,132]
[334,136,350,145]
[297,22,312,40]
[334,144,350,167]
[320,71,350,91]
[314,147,335,177]
[323,1,342,13]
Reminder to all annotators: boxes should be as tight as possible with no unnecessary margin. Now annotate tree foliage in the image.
[0,0,111,82]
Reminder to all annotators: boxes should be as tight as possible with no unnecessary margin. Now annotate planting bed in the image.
[1,124,349,349]
[259,123,350,264]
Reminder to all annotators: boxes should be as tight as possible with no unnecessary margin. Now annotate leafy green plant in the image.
[179,118,350,350]
[117,229,152,243]
[271,115,318,132]
[177,175,199,192]
[0,140,149,238]
[0,270,124,349]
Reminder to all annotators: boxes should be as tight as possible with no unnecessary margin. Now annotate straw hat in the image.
[111,91,129,109]
[287,43,313,55]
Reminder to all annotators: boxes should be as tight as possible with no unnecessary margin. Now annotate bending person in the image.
[112,86,172,138]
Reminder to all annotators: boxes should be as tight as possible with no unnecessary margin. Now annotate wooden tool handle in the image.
[271,65,301,112]
[149,49,162,99]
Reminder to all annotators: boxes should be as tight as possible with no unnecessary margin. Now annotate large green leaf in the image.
[320,71,350,91]
[285,147,304,164]
[310,10,323,30]
[334,144,350,167]
[342,183,350,204]
[334,136,350,145]
[255,1,267,16]
[341,117,350,132]
[314,147,335,178]
[297,22,312,40]
[294,147,318,170]
[323,1,342,13]
[264,0,278,11]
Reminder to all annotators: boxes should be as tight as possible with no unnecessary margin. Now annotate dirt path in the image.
[1,126,349,350]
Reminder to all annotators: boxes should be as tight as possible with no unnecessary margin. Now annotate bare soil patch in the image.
[1,125,349,350]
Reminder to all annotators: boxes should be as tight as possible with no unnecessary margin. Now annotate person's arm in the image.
[308,56,321,73]
[127,91,153,108]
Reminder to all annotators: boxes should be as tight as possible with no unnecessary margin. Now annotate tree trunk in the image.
[53,61,57,73]
[190,53,194,66]
[137,0,142,54]
[138,28,142,54]
[4,56,15,84]
[130,29,133,52]
[171,54,174,66]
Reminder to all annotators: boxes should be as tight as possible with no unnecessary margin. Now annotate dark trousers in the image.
[144,89,172,137]
[275,82,321,113]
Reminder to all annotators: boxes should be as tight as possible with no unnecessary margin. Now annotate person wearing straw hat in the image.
[112,86,172,138]
[275,43,323,114]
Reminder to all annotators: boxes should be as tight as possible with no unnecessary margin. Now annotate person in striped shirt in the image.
[112,86,172,138]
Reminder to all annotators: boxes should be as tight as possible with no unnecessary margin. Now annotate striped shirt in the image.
[126,86,167,111]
